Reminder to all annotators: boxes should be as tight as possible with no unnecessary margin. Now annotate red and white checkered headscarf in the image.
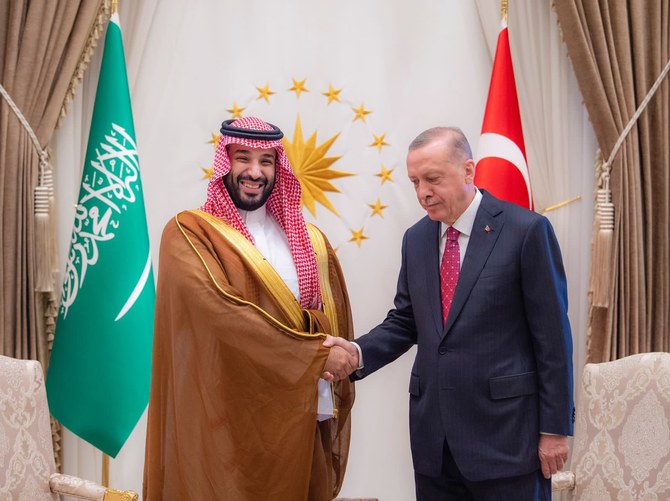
[201,116,321,309]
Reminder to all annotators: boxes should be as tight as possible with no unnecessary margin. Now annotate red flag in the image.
[475,20,533,210]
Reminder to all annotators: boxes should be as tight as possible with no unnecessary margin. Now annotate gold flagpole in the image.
[102,452,110,487]
[540,195,582,214]
[500,0,508,23]
[101,0,117,486]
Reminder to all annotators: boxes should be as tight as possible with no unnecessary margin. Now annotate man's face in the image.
[223,144,277,211]
[407,139,475,225]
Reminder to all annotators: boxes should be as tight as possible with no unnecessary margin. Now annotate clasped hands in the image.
[321,335,359,382]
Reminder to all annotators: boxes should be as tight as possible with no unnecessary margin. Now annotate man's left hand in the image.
[538,434,569,479]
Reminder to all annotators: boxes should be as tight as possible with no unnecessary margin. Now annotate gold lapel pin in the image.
[484,225,491,233]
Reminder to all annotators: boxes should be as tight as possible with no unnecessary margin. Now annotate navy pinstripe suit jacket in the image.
[354,190,574,481]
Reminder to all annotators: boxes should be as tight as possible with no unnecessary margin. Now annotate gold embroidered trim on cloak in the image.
[175,210,317,338]
[306,224,341,418]
[306,224,338,339]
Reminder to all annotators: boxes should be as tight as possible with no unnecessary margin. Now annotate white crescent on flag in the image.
[475,19,534,211]
[475,132,532,208]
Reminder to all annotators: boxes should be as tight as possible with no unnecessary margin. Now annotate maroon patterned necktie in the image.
[440,226,460,325]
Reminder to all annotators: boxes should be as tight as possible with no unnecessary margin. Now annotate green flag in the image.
[47,12,154,458]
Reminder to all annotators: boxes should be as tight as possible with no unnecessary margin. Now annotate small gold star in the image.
[201,166,214,179]
[226,102,245,119]
[368,198,388,217]
[207,133,221,149]
[370,133,390,151]
[352,103,372,123]
[289,78,309,97]
[349,227,369,247]
[256,83,276,103]
[321,84,342,105]
[374,165,395,184]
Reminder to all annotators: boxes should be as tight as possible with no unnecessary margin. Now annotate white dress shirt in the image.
[439,188,482,265]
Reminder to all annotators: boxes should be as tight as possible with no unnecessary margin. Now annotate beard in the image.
[223,172,276,211]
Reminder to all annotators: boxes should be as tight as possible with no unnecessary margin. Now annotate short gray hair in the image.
[408,126,473,161]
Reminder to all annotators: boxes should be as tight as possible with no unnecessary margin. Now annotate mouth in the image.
[239,178,265,195]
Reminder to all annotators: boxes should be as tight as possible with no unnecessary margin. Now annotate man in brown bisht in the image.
[144,116,356,501]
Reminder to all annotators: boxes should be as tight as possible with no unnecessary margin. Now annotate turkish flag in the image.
[475,20,533,211]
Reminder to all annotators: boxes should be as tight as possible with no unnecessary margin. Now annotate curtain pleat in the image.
[554,0,670,362]
[0,0,108,471]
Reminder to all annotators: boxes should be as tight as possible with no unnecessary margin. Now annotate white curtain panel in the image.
[51,1,596,499]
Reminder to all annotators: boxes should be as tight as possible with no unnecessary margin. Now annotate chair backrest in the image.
[570,352,670,499]
[0,355,58,500]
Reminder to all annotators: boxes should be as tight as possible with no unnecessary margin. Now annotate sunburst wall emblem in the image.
[282,115,353,217]
[198,77,399,249]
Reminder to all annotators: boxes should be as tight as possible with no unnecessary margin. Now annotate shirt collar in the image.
[238,204,268,226]
[441,188,482,237]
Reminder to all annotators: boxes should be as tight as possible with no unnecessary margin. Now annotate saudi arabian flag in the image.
[46,12,154,458]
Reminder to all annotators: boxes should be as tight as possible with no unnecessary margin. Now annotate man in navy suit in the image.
[324,126,573,500]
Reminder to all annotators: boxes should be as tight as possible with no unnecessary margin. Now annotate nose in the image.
[247,160,263,179]
[416,182,432,202]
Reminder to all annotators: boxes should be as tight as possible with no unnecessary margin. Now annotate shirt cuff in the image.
[351,341,364,370]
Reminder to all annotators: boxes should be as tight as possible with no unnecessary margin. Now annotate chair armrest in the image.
[49,473,106,500]
[551,470,575,491]
[49,473,139,501]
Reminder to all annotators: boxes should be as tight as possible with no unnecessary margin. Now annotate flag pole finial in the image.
[500,0,508,22]
[112,0,118,14]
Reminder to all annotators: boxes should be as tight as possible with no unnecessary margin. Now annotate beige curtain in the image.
[554,1,669,362]
[0,0,108,367]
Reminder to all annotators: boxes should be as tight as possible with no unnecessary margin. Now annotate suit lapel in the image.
[422,220,444,335]
[442,193,504,338]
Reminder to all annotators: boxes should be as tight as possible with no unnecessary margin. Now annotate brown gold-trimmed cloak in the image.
[143,210,354,501]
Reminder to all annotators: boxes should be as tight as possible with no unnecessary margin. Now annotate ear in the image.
[464,159,476,183]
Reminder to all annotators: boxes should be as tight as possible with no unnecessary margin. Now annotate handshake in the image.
[321,335,359,382]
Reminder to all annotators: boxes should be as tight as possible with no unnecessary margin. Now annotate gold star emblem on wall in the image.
[282,115,354,216]
[375,165,395,184]
[226,102,245,119]
[370,133,390,151]
[368,198,388,217]
[199,77,402,252]
[207,133,221,149]
[321,84,342,105]
[348,227,369,247]
[289,78,309,97]
[201,166,214,179]
[352,103,372,123]
[256,83,276,103]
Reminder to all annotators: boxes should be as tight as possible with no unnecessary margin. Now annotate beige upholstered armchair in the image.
[552,352,670,499]
[0,355,138,500]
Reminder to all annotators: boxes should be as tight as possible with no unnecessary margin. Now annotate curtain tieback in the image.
[0,83,55,293]
[592,57,670,308]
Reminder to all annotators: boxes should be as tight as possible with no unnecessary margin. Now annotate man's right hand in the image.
[321,335,359,382]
